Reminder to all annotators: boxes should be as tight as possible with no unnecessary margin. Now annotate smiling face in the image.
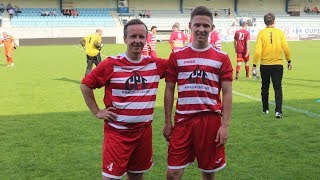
[189,15,213,48]
[124,24,147,60]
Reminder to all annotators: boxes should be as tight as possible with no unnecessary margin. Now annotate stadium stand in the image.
[10,8,116,27]
[1,0,319,45]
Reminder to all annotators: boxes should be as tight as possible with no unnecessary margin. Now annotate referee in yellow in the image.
[80,29,103,76]
[253,13,292,118]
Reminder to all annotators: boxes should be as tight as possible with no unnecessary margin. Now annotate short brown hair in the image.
[123,19,148,38]
[190,6,213,22]
[264,13,275,26]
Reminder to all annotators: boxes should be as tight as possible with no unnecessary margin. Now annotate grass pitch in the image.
[0,41,319,179]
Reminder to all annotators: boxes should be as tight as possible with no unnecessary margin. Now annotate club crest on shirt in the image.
[188,65,208,84]
[125,71,147,90]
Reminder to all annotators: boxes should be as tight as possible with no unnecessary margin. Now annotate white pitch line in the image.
[233,91,320,119]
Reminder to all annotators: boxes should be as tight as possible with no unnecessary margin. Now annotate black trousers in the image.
[260,65,283,113]
[85,53,101,76]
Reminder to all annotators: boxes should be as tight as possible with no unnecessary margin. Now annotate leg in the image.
[85,55,94,76]
[167,169,184,180]
[245,61,250,78]
[235,61,241,79]
[167,122,194,180]
[202,172,216,180]
[127,172,143,180]
[93,53,102,66]
[260,65,271,112]
[270,65,283,113]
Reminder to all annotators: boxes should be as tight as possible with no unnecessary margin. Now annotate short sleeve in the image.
[165,52,178,83]
[155,58,168,79]
[81,58,113,89]
[219,54,233,82]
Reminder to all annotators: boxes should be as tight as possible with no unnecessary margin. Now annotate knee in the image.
[127,172,143,180]
[167,169,183,180]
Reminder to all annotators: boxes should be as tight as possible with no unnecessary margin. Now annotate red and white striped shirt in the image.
[82,54,167,129]
[169,30,188,50]
[147,32,156,51]
[209,31,222,50]
[166,44,233,122]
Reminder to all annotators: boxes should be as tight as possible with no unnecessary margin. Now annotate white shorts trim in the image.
[102,172,123,179]
[127,163,154,173]
[199,163,226,173]
[167,162,193,170]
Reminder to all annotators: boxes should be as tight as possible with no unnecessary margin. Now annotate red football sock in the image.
[245,66,249,77]
[236,65,241,73]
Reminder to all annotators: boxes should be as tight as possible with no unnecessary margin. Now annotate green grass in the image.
[0,41,320,179]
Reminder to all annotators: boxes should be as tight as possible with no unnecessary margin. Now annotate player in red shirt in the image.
[142,25,158,57]
[169,22,188,51]
[80,19,167,180]
[234,22,250,79]
[163,6,233,180]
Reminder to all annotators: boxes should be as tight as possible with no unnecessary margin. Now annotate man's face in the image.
[189,15,213,43]
[152,28,157,34]
[124,24,147,56]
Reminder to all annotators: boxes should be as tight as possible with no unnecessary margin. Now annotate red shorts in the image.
[102,123,153,179]
[168,112,226,172]
[237,52,249,62]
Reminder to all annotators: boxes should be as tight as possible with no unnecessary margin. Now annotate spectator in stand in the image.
[307,7,311,14]
[312,7,319,14]
[228,8,231,17]
[304,7,308,14]
[71,9,79,17]
[41,9,50,16]
[8,8,14,20]
[0,3,5,13]
[214,10,218,18]
[145,10,151,18]
[239,17,244,26]
[6,3,12,12]
[14,5,21,13]
[52,9,56,16]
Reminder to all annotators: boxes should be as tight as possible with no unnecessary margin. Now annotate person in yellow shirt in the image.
[80,29,103,76]
[253,13,292,118]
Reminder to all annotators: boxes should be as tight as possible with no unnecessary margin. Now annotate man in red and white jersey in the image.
[81,19,167,180]
[234,22,250,79]
[163,6,233,180]
[142,25,158,57]
[189,24,222,50]
[169,22,188,51]
[209,24,222,50]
